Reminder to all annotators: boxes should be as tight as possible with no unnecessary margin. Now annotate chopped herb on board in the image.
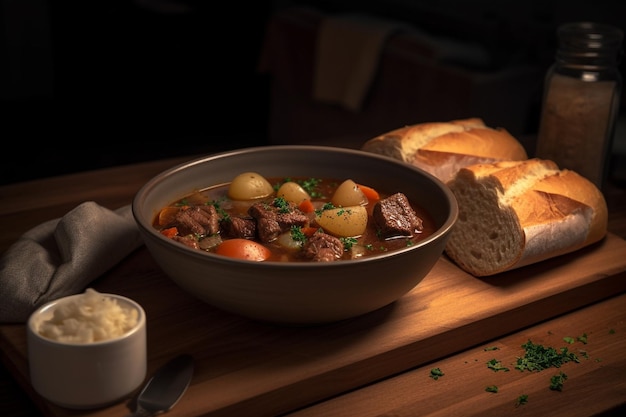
[485,385,498,393]
[429,368,444,380]
[515,394,529,407]
[564,333,588,345]
[515,340,579,372]
[549,372,568,391]
[486,358,510,372]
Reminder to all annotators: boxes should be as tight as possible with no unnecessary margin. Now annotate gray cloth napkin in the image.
[0,202,144,323]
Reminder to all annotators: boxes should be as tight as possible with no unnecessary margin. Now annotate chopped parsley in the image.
[485,385,498,393]
[515,394,529,407]
[208,199,230,221]
[564,333,587,344]
[487,359,510,372]
[275,177,324,198]
[340,237,358,251]
[272,197,291,213]
[175,198,191,207]
[515,340,579,372]
[549,372,568,391]
[429,367,444,380]
[315,202,335,216]
[484,346,500,351]
[290,226,307,243]
[297,178,323,198]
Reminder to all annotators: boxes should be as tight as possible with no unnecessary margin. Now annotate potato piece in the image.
[276,231,303,251]
[316,205,368,237]
[228,172,274,200]
[331,179,367,207]
[276,181,311,204]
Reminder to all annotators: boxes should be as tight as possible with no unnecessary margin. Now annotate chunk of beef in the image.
[254,217,283,244]
[302,233,344,262]
[248,200,309,243]
[173,205,220,236]
[373,192,423,238]
[221,216,257,239]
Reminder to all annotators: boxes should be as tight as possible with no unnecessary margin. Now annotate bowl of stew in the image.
[132,146,458,324]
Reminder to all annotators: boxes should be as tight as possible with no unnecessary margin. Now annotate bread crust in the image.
[444,159,608,276]
[361,118,528,183]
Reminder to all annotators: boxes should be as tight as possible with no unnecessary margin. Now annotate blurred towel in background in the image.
[313,14,409,112]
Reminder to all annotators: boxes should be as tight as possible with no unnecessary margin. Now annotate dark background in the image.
[1,2,626,416]
[2,0,625,185]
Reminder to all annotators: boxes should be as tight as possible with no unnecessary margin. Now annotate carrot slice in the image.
[301,227,319,237]
[298,199,315,213]
[160,226,178,238]
[357,184,380,202]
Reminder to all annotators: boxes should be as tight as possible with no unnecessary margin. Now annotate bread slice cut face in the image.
[444,159,608,276]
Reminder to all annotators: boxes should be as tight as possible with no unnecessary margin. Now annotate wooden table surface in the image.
[1,154,625,417]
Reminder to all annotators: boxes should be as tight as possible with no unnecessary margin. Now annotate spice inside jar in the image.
[535,22,623,188]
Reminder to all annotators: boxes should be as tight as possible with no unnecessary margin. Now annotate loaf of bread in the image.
[361,118,528,183]
[444,158,608,276]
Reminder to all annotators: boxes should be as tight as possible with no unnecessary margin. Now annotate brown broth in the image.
[153,177,436,261]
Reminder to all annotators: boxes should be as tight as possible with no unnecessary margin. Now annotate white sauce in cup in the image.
[36,288,139,343]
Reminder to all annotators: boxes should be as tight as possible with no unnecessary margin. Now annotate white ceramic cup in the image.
[27,291,147,409]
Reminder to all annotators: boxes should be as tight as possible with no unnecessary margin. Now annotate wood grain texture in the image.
[1,156,626,417]
[1,237,625,417]
[285,292,626,417]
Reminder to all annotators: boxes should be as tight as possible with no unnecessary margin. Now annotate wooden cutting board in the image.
[2,233,626,417]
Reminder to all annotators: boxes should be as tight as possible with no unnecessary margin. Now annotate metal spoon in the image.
[131,354,194,417]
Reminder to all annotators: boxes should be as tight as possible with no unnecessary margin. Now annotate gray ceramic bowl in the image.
[132,146,458,324]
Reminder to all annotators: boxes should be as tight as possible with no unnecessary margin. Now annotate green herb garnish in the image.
[209,199,230,221]
[272,197,291,213]
[315,202,335,216]
[515,340,579,372]
[429,367,444,380]
[290,226,307,243]
[297,178,322,197]
[487,359,510,372]
[340,237,358,251]
[549,372,568,391]
[515,394,529,407]
[485,385,498,393]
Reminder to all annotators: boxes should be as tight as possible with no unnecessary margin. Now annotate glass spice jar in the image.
[535,21,623,189]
